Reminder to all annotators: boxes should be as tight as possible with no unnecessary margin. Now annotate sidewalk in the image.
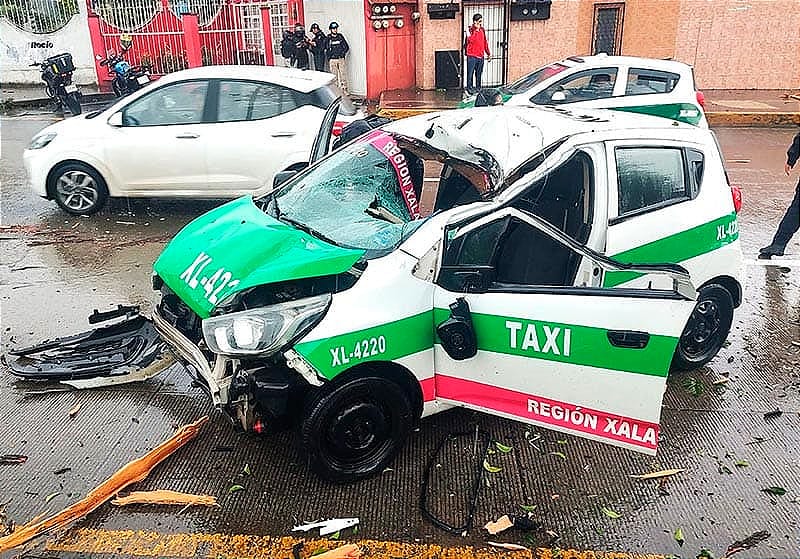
[377,88,800,127]
[1,83,115,112]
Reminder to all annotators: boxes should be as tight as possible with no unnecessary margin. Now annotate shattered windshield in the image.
[262,130,494,257]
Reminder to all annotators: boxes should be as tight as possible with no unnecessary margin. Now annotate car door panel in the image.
[432,208,695,455]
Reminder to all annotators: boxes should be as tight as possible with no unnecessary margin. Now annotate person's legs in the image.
[338,58,349,94]
[475,57,485,89]
[761,180,800,257]
[466,56,477,92]
[314,53,326,72]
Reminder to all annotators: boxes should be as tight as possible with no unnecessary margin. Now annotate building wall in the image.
[415,8,461,90]
[673,0,800,89]
[304,0,368,96]
[0,2,96,86]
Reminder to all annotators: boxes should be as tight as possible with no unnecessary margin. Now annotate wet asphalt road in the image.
[0,116,799,558]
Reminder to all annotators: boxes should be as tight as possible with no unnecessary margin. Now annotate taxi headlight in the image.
[28,132,57,150]
[202,294,331,356]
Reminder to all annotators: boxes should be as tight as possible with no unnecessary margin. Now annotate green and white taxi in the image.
[150,103,742,481]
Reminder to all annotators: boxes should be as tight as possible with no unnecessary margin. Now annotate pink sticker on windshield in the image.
[363,130,421,219]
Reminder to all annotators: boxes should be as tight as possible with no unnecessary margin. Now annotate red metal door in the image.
[365,2,415,98]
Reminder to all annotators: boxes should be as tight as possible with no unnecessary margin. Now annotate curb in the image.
[3,92,116,111]
[377,106,800,128]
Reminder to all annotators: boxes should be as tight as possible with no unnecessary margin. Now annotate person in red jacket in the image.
[465,13,490,94]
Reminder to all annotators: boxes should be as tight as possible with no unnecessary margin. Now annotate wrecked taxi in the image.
[10,102,742,482]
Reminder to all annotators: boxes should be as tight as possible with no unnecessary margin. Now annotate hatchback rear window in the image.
[625,68,680,95]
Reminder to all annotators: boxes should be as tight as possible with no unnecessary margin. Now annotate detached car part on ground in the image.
[8,103,743,483]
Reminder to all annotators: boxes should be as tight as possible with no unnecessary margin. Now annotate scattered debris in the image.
[674,527,685,547]
[112,490,217,507]
[744,436,769,445]
[53,468,71,475]
[722,530,770,557]
[682,376,705,397]
[68,403,81,419]
[44,493,59,503]
[549,451,566,460]
[0,416,208,553]
[0,455,27,465]
[600,506,621,519]
[484,515,513,535]
[292,518,359,536]
[696,549,714,559]
[488,542,528,551]
[228,485,244,494]
[0,503,13,537]
[494,441,513,453]
[520,504,537,513]
[763,409,783,420]
[630,468,685,480]
[761,486,786,496]
[482,459,502,473]
[712,378,730,386]
[734,460,749,468]
[311,543,362,559]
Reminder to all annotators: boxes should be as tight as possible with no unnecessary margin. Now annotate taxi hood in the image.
[153,197,364,318]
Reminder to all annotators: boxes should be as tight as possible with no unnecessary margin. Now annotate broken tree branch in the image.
[0,416,208,553]
[111,490,217,507]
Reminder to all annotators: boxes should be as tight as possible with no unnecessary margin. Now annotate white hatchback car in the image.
[24,65,362,215]
[461,54,707,127]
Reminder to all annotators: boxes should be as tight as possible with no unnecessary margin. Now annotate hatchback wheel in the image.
[50,162,108,215]
[671,284,734,372]
[301,376,413,483]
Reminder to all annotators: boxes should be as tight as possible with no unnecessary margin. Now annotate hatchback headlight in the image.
[202,294,331,356]
[28,132,57,150]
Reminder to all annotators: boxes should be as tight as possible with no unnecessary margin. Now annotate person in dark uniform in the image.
[326,22,350,94]
[292,23,311,70]
[280,28,296,67]
[760,129,800,258]
[309,23,327,72]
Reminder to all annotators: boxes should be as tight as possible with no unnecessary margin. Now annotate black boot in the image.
[758,244,785,259]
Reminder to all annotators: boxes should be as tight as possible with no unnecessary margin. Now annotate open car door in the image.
[309,97,341,165]
[431,207,696,455]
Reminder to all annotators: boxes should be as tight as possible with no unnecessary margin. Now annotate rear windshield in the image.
[314,83,357,116]
[502,63,568,95]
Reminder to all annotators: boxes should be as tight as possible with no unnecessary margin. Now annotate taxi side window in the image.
[440,216,580,292]
[625,69,680,95]
[615,147,700,219]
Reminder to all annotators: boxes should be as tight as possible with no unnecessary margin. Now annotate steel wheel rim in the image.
[681,299,721,358]
[56,170,98,212]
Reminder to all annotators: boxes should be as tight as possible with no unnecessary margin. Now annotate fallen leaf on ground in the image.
[53,468,71,475]
[763,409,783,420]
[312,543,362,558]
[601,506,621,519]
[483,459,501,473]
[228,484,244,494]
[44,493,59,503]
[243,463,251,476]
[549,451,566,460]
[111,490,217,507]
[735,460,749,468]
[68,404,81,419]
[488,542,528,551]
[520,504,537,513]
[0,416,208,553]
[494,441,513,453]
[484,514,513,535]
[630,468,685,480]
[761,486,786,496]
[674,527,684,546]
[723,530,770,557]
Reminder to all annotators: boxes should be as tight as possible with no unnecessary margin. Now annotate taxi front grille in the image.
[158,284,202,344]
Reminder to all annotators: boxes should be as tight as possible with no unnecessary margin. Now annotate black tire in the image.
[64,92,81,115]
[112,79,124,98]
[301,376,413,483]
[49,162,108,215]
[671,284,734,372]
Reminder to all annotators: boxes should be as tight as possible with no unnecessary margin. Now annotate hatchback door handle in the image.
[607,330,650,349]
[271,131,296,138]
[176,133,199,139]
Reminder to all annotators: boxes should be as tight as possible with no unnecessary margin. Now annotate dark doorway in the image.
[592,3,624,55]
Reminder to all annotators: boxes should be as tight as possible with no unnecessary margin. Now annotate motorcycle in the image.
[99,49,151,98]
[31,52,82,116]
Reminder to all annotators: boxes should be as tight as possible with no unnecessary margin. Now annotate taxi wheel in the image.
[49,162,108,215]
[301,376,412,483]
[672,284,734,372]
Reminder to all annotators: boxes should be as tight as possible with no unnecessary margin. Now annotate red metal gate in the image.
[87,0,292,84]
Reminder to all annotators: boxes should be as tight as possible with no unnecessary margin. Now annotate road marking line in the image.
[45,528,668,559]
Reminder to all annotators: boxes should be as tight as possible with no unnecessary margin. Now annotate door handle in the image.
[176,133,199,139]
[607,330,650,349]
[271,131,296,138]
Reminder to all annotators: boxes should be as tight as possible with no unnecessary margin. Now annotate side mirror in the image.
[107,112,123,127]
[551,90,567,102]
[273,168,302,188]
